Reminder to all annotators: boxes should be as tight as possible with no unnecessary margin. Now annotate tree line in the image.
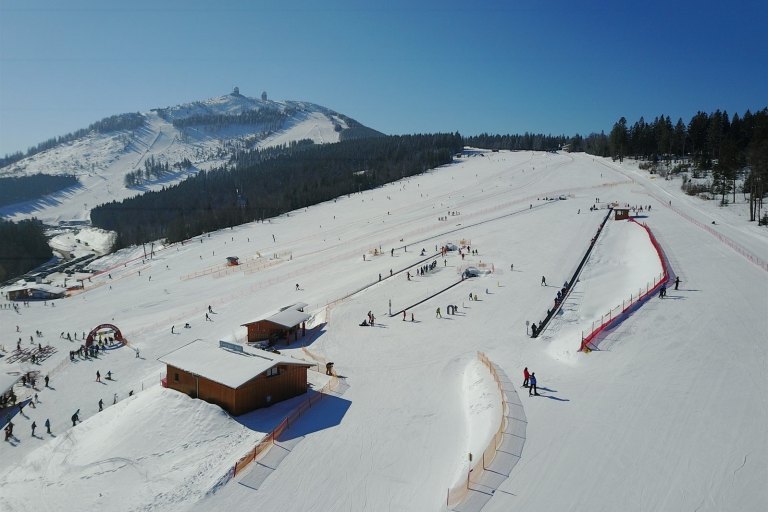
[0,218,52,282]
[0,113,145,169]
[0,174,80,208]
[157,106,293,132]
[463,133,568,152]
[600,108,768,222]
[91,133,463,248]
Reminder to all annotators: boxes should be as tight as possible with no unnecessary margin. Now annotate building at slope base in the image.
[159,340,312,415]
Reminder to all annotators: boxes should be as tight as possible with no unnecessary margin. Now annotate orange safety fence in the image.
[446,352,509,508]
[579,219,671,351]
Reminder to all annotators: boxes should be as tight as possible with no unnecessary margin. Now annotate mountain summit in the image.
[0,88,383,225]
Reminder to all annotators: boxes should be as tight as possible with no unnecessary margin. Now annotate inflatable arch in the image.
[85,324,124,347]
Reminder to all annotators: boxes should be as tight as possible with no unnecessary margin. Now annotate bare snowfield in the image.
[1,150,766,512]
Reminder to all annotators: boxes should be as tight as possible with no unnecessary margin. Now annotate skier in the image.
[113,393,117,405]
[659,284,667,298]
[135,348,140,358]
[96,371,101,382]
[541,276,546,286]
[325,362,334,375]
[31,421,37,436]
[107,371,112,380]
[205,313,211,321]
[72,410,80,426]
[45,418,51,434]
[171,326,175,334]
[523,367,530,388]
[674,276,680,290]
[403,311,407,321]
[436,307,442,318]
[98,399,103,412]
[45,375,49,387]
[529,372,539,396]
[296,283,300,291]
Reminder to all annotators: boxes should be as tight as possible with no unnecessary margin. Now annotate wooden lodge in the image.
[4,283,67,301]
[242,302,310,345]
[614,208,630,221]
[159,340,313,415]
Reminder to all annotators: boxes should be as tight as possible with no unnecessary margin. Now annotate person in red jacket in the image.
[523,367,530,388]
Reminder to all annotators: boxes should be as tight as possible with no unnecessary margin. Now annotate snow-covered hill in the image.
[1,151,766,511]
[0,89,380,226]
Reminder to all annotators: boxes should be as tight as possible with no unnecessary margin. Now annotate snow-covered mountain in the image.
[0,88,382,226]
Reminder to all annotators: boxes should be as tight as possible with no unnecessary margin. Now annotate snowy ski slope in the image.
[1,150,766,511]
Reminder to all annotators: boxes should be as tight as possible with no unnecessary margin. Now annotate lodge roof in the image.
[242,303,311,329]
[158,340,312,389]
[3,283,67,295]
[0,371,21,396]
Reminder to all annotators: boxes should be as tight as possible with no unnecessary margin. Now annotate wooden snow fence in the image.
[231,374,340,478]
[446,352,514,508]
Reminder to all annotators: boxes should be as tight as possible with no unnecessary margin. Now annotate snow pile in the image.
[48,227,116,258]
[0,386,263,512]
[450,358,502,485]
[546,218,663,361]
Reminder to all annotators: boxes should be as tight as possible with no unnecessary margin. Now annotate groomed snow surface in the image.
[1,151,766,511]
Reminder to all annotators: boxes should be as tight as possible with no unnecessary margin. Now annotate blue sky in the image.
[1,0,766,155]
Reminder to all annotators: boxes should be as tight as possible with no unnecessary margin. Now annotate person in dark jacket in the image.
[674,276,680,290]
[529,372,539,396]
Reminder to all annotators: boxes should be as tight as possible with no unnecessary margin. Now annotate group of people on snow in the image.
[522,367,539,396]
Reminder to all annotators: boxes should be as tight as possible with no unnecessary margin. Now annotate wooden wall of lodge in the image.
[615,209,630,220]
[246,320,299,343]
[166,364,308,415]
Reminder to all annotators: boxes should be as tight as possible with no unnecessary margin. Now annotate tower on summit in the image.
[232,86,240,96]
[261,91,268,101]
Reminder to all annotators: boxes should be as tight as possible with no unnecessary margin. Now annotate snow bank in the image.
[0,386,263,512]
[450,358,502,486]
[546,218,663,362]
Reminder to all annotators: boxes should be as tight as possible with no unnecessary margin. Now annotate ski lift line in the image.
[390,199,554,252]
[534,208,614,338]
[390,277,466,317]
